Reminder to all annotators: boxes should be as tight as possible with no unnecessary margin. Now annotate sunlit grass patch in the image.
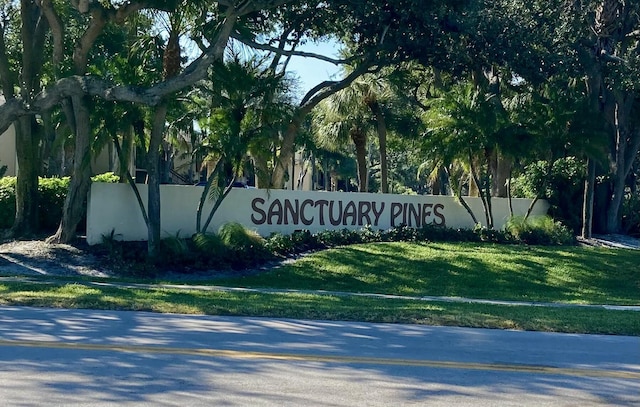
[213,242,640,305]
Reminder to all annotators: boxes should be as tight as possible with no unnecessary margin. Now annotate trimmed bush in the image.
[0,173,119,232]
[38,177,70,231]
[0,177,16,229]
[505,216,575,246]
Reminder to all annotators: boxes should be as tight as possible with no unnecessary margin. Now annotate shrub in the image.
[622,188,640,237]
[38,177,70,231]
[505,216,575,246]
[511,158,585,232]
[473,224,511,244]
[382,224,419,242]
[160,234,191,265]
[192,232,227,254]
[217,222,273,268]
[316,228,363,247]
[0,177,16,229]
[0,172,119,232]
[264,232,296,255]
[92,172,120,183]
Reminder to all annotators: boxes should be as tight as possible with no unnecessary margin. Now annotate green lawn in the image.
[0,281,638,335]
[211,242,640,305]
[1,241,639,335]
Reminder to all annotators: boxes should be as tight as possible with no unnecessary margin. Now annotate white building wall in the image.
[0,123,17,176]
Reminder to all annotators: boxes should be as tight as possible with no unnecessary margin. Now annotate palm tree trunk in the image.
[351,129,368,192]
[370,101,388,193]
[147,102,168,259]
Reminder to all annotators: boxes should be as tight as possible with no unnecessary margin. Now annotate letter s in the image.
[433,203,446,226]
[251,198,266,225]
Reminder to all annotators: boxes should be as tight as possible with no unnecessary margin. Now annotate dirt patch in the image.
[0,239,114,278]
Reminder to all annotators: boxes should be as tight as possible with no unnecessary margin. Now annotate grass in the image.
[1,241,639,335]
[0,280,638,336]
[209,242,640,305]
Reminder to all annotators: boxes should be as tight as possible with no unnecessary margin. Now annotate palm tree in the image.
[312,87,372,192]
[422,81,513,228]
[191,54,294,233]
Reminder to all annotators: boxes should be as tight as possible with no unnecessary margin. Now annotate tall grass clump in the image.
[216,222,273,268]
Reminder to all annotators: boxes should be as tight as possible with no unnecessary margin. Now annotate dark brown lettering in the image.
[267,199,283,225]
[422,203,433,226]
[343,201,357,225]
[358,201,372,226]
[329,201,343,226]
[300,199,314,226]
[284,199,299,225]
[372,202,385,226]
[391,203,403,227]
[251,198,266,225]
[407,203,420,227]
[315,200,329,225]
[433,203,446,226]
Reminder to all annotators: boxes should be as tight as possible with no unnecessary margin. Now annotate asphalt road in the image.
[0,306,638,406]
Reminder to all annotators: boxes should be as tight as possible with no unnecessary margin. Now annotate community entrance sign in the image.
[86,183,549,245]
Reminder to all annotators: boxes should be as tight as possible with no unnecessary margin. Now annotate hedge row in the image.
[0,173,119,231]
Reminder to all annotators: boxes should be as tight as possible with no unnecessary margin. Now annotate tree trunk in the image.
[48,95,92,243]
[251,154,270,188]
[468,174,480,197]
[351,129,368,192]
[604,94,639,233]
[369,101,388,193]
[147,102,168,258]
[11,117,40,236]
[271,110,308,188]
[492,152,511,198]
[582,157,596,238]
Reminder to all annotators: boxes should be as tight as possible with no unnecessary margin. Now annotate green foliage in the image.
[218,222,264,251]
[194,226,275,270]
[506,216,575,246]
[38,177,70,231]
[190,232,232,270]
[473,224,511,244]
[102,216,578,278]
[512,157,585,232]
[263,232,296,255]
[0,177,16,229]
[622,190,640,237]
[91,172,120,183]
[0,173,120,231]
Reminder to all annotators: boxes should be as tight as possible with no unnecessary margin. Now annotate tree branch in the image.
[0,5,240,133]
[300,57,378,108]
[230,32,355,66]
[37,0,65,72]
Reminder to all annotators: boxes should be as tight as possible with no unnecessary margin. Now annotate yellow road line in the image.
[0,339,637,380]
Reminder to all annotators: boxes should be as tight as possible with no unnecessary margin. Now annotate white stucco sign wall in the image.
[86,183,549,245]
